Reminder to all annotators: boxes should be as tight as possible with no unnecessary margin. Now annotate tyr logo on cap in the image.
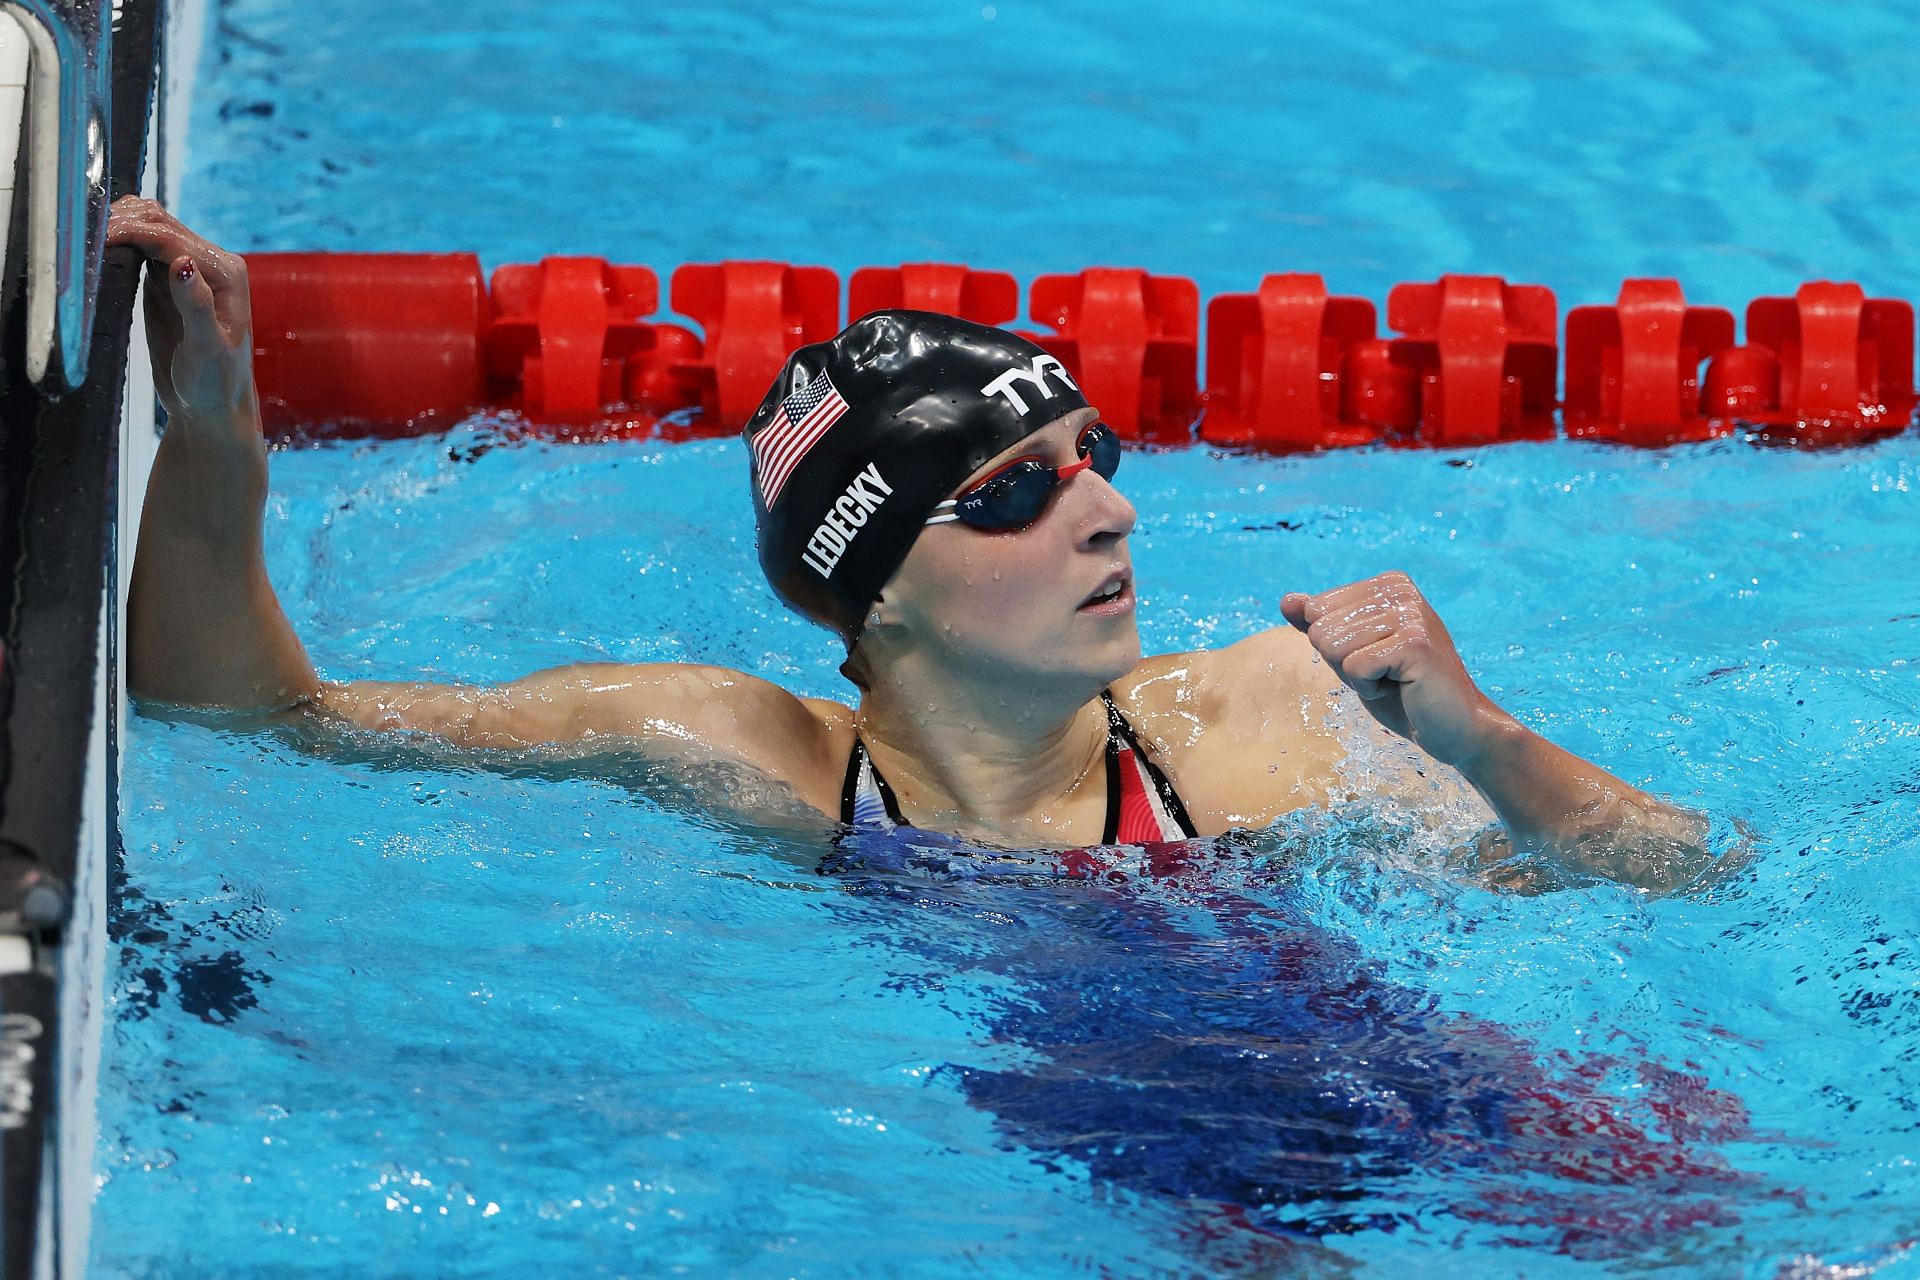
[979,354,1078,415]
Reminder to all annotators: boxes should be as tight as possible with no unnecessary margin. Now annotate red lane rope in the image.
[242,253,1917,450]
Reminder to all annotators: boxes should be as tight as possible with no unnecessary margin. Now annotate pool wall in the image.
[0,0,197,1275]
[82,0,200,1261]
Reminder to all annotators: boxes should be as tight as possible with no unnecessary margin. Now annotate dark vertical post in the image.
[0,1,162,1275]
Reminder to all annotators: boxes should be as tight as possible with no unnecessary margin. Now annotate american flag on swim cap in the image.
[752,370,849,507]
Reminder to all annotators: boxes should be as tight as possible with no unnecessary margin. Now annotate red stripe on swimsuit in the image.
[1114,742,1176,844]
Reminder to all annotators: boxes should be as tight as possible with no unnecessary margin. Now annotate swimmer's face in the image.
[876,407,1141,690]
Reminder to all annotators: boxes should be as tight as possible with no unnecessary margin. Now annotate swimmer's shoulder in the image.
[554,661,857,817]
[1109,627,1346,830]
[789,693,861,816]
[798,694,860,764]
[1111,625,1329,732]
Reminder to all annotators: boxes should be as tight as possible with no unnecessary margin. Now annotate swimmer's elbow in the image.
[308,680,524,747]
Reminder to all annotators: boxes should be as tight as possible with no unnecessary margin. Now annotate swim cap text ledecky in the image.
[746,310,1093,642]
[799,462,894,578]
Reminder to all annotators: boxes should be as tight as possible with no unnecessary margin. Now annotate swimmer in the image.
[110,197,1713,890]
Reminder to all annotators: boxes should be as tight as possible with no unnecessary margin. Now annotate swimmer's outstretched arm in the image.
[308,666,851,812]
[1279,574,1713,893]
[110,198,850,814]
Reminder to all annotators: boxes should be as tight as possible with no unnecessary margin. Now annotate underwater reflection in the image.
[819,818,1783,1265]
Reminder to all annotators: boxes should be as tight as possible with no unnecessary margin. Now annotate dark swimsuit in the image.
[841,690,1199,844]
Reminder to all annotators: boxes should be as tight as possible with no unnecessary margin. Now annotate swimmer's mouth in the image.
[1078,570,1134,613]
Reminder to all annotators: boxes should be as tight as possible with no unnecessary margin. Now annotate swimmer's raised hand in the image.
[118,198,315,708]
[105,196,258,430]
[1280,573,1713,889]
[1280,571,1515,770]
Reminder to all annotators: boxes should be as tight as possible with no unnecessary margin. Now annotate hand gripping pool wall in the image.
[239,255,1918,450]
[0,0,176,1274]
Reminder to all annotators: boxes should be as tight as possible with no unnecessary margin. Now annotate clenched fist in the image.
[1280,571,1515,769]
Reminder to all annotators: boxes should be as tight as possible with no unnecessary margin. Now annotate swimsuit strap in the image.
[841,692,1198,843]
[842,735,905,828]
[1100,690,1201,843]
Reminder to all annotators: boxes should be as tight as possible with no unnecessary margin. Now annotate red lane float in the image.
[1565,279,1736,446]
[240,252,1920,449]
[670,261,839,432]
[1201,273,1394,450]
[484,257,659,424]
[1721,282,1917,437]
[248,253,490,435]
[849,263,1019,326]
[1022,268,1200,443]
[1386,274,1558,447]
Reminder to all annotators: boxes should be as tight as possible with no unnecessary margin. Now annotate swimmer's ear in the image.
[863,592,903,634]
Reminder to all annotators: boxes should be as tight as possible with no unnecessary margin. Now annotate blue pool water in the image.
[97,1,1920,1275]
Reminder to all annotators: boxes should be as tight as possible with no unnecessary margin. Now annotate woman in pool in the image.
[111,197,1709,888]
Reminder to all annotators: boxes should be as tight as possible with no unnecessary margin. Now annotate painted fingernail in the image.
[174,259,196,283]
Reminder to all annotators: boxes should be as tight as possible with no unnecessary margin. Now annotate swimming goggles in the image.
[924,422,1122,531]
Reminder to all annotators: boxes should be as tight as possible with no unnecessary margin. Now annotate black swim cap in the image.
[747,310,1092,641]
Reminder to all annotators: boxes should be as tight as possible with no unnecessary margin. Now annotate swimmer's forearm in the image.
[1453,721,1711,892]
[112,198,322,707]
[127,405,322,708]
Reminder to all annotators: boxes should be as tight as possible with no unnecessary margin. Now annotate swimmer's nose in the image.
[1070,466,1135,549]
